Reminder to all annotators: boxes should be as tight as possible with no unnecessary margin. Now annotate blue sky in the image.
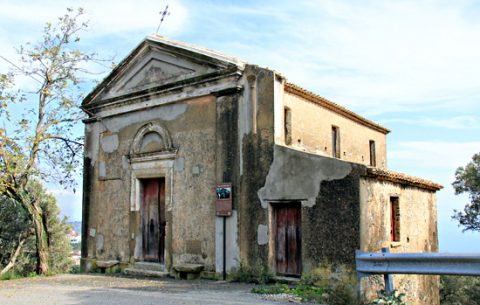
[1,0,479,252]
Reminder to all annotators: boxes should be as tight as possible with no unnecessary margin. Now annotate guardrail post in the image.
[382,247,394,293]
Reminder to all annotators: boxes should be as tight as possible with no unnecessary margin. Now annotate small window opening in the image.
[390,197,400,242]
[331,126,340,158]
[284,107,292,145]
[369,140,376,166]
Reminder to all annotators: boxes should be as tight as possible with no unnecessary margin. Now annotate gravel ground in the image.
[0,274,303,305]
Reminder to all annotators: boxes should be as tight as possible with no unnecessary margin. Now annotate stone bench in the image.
[172,263,204,280]
[96,260,119,273]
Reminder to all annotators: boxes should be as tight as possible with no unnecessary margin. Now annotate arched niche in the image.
[130,122,173,155]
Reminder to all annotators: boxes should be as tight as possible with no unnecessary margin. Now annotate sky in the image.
[1,0,479,252]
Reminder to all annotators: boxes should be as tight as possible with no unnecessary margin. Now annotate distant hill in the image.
[67,221,82,233]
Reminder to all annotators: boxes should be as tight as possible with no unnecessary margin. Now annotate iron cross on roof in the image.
[156,5,171,33]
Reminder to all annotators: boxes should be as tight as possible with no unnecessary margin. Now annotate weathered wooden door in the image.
[142,178,165,263]
[275,203,301,276]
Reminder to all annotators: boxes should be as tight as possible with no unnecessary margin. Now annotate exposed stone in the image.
[96,260,119,268]
[173,263,204,273]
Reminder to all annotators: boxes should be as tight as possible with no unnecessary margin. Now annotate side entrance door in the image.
[141,178,166,263]
[274,202,301,276]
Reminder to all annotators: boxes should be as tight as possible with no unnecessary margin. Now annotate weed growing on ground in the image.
[367,290,406,305]
[250,260,363,304]
[252,283,325,302]
[229,263,274,284]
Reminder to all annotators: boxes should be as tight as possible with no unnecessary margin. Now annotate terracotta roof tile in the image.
[366,167,443,191]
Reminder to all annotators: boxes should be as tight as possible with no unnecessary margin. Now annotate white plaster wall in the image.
[215,210,240,272]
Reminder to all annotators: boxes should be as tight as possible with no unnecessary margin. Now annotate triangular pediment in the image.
[84,36,245,105]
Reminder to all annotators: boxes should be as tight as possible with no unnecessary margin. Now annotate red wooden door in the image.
[142,178,166,263]
[275,203,301,276]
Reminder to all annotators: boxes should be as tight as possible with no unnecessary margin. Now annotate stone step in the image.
[133,262,165,272]
[124,268,169,278]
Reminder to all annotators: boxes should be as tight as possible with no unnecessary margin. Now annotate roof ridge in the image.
[147,34,247,67]
[284,82,390,134]
[366,167,443,191]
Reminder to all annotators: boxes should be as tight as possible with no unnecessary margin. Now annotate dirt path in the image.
[0,274,298,305]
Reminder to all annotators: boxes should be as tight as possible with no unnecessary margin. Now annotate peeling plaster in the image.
[101,134,119,153]
[258,145,352,208]
[257,224,268,245]
[102,103,187,132]
[85,122,105,166]
[96,234,104,251]
[237,76,251,176]
[174,157,185,172]
[99,161,106,178]
[85,104,186,167]
[122,155,129,169]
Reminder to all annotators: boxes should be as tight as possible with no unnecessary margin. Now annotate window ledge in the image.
[390,242,402,248]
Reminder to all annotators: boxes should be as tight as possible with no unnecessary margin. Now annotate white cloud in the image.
[382,115,480,129]
[0,0,187,37]
[188,0,480,114]
[3,0,480,115]
[389,141,480,171]
[46,187,83,221]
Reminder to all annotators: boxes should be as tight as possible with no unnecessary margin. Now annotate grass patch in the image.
[0,272,22,281]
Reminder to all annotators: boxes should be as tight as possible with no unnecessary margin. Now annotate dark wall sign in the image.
[216,183,232,216]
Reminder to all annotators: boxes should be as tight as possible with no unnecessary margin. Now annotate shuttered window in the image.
[369,140,376,167]
[390,197,400,242]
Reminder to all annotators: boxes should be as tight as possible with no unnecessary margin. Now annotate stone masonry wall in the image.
[359,178,439,305]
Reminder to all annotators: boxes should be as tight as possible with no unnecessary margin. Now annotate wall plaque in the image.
[216,183,232,217]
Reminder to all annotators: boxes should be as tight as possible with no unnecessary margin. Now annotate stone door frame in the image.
[130,152,175,271]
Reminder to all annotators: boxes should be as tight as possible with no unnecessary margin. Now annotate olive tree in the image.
[452,153,480,232]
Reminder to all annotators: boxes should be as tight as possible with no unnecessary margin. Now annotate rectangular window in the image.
[332,126,340,158]
[390,197,400,242]
[284,107,292,145]
[369,140,376,167]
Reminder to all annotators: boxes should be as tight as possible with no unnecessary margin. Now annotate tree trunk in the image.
[33,211,49,275]
[23,200,49,275]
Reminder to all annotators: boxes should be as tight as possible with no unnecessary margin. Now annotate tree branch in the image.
[0,234,27,276]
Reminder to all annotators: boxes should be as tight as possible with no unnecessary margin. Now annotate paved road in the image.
[0,274,298,305]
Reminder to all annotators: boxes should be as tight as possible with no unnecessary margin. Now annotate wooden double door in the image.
[274,202,302,276]
[141,178,166,263]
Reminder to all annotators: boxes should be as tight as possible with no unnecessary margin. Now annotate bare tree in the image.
[0,8,100,274]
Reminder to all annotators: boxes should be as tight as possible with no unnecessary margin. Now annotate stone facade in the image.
[81,35,442,305]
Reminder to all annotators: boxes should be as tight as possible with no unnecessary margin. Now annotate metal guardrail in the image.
[356,248,480,292]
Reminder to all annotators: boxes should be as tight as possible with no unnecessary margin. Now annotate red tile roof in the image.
[366,167,443,191]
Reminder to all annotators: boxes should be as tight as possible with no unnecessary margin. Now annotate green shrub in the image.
[301,261,361,305]
[440,275,480,305]
[0,272,21,281]
[229,263,274,284]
